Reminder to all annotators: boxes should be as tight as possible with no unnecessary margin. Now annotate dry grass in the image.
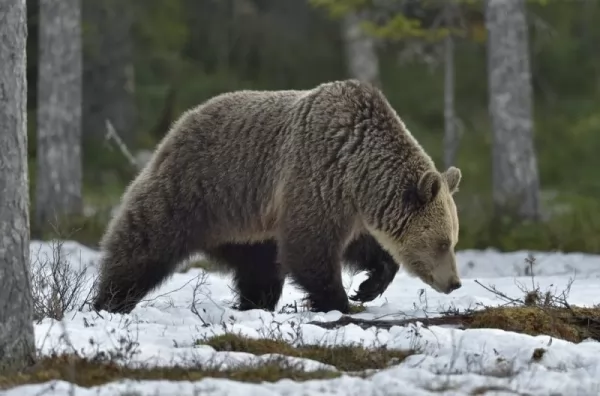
[467,305,600,343]
[0,354,339,390]
[0,333,414,391]
[466,262,600,343]
[202,333,414,372]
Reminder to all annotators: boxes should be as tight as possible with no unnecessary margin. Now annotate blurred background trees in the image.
[27,0,600,254]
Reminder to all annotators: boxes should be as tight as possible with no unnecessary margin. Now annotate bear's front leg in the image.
[343,234,399,303]
[277,213,351,314]
[349,259,398,303]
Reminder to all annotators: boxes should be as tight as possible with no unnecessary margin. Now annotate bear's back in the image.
[139,88,316,241]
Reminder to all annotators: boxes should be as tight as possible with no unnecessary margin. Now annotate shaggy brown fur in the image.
[92,79,463,315]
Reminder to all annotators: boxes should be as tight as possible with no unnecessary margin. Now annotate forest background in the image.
[26,0,600,254]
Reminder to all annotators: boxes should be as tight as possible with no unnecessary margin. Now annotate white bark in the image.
[36,0,83,228]
[443,32,458,169]
[342,11,380,86]
[443,1,460,169]
[82,0,136,146]
[0,0,35,370]
[485,0,541,220]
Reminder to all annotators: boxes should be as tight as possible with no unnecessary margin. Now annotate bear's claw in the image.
[349,262,398,303]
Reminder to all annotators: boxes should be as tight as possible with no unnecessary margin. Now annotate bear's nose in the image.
[448,280,462,292]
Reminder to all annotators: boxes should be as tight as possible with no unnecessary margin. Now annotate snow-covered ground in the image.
[6,240,600,395]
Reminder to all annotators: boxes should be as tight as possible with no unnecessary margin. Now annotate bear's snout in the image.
[445,279,462,294]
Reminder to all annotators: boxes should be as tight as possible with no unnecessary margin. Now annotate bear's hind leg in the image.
[93,187,205,314]
[206,241,285,311]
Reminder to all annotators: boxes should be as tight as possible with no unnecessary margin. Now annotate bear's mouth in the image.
[406,261,447,294]
[415,269,447,294]
[414,267,441,292]
[429,282,445,293]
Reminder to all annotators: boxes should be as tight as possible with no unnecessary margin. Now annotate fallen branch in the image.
[307,308,600,343]
[306,314,471,331]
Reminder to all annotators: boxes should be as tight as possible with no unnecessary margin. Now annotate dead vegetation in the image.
[0,331,414,391]
[30,237,97,323]
[14,236,414,391]
[309,255,600,344]
[308,304,600,343]
[19,240,600,394]
[201,333,414,372]
[0,353,340,390]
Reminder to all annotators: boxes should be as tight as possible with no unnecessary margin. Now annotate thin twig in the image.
[104,119,138,168]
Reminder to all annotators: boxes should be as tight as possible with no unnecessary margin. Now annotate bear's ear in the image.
[416,171,443,204]
[443,166,462,194]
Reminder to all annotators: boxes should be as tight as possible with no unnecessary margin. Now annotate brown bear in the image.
[92,79,463,315]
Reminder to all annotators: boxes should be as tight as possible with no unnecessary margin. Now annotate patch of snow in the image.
[6,240,600,395]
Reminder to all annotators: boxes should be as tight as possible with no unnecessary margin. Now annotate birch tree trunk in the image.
[442,1,460,169]
[485,0,541,220]
[443,32,458,169]
[36,0,83,229]
[342,11,380,87]
[0,0,35,370]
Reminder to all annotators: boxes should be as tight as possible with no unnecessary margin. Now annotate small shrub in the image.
[30,239,95,322]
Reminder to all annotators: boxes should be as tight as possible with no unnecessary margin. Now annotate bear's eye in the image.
[438,241,450,251]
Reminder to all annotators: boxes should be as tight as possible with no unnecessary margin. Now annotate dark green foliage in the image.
[459,194,600,253]
[25,0,600,253]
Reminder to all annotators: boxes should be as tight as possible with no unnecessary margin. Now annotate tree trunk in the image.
[485,0,540,220]
[342,11,380,87]
[36,0,83,230]
[82,0,136,146]
[443,32,458,169]
[0,0,35,371]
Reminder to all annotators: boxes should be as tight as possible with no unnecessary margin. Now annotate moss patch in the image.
[202,333,413,371]
[348,304,367,314]
[468,306,600,343]
[0,354,339,390]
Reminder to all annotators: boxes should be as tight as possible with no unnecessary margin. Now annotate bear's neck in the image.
[351,130,437,235]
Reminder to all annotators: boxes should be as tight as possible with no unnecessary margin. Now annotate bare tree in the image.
[442,1,460,169]
[485,0,540,220]
[342,10,381,87]
[36,0,83,229]
[0,0,36,370]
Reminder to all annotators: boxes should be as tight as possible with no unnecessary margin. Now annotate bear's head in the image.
[368,166,463,295]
